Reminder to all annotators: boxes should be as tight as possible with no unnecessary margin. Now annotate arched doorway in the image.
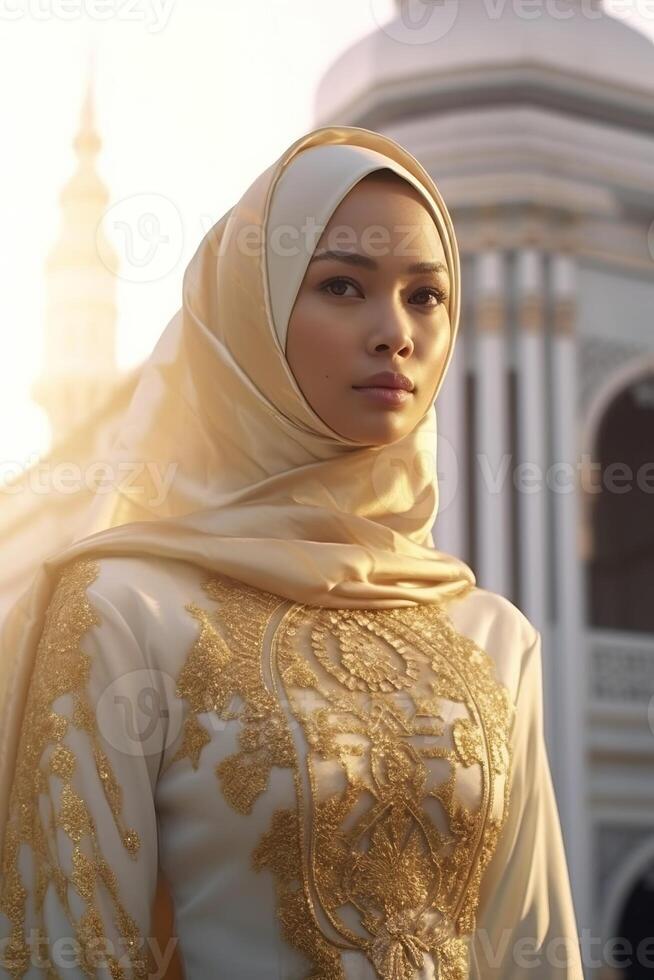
[587,372,654,633]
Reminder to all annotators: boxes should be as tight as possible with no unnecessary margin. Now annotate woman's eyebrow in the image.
[309,249,448,276]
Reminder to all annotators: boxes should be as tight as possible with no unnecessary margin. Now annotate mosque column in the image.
[549,251,591,939]
[432,320,467,563]
[515,248,551,716]
[473,248,511,597]
[516,247,563,817]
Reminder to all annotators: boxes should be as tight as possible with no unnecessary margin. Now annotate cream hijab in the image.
[0,125,475,841]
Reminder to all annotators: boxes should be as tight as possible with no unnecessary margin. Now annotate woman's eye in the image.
[320,279,447,306]
[411,287,447,307]
[321,278,361,298]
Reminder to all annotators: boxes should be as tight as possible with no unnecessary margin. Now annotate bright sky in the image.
[1,0,652,472]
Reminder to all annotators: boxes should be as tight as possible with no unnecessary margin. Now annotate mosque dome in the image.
[315,0,654,131]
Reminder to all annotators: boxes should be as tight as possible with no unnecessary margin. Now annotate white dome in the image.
[315,0,654,128]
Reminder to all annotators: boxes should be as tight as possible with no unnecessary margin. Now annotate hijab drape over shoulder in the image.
[0,125,475,841]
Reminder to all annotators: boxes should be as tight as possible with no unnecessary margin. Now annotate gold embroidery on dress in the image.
[0,558,154,980]
[270,604,512,980]
[171,577,514,980]
[161,579,294,812]
[167,578,344,977]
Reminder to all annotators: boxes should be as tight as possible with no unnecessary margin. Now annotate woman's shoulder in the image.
[445,583,538,648]
[56,553,237,671]
[61,552,238,611]
[443,583,540,696]
[65,551,206,596]
[68,554,290,624]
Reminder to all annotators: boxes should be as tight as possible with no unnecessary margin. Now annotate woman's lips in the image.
[353,386,413,407]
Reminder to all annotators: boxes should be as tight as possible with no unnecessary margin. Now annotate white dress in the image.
[0,554,584,979]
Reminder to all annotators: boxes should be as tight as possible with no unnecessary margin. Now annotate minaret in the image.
[33,60,120,445]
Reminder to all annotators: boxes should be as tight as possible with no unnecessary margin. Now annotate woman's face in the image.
[286,171,452,447]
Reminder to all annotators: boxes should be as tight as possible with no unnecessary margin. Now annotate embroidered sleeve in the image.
[0,558,165,979]
[469,630,584,979]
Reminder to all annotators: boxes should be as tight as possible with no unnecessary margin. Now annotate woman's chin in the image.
[342,417,413,447]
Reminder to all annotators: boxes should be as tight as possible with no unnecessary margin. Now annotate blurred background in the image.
[1,1,653,976]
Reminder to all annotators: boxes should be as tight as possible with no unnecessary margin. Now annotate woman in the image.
[0,126,583,979]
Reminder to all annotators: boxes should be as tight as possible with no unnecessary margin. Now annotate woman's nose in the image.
[370,307,415,357]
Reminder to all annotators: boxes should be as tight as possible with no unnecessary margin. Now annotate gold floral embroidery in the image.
[252,809,344,980]
[161,580,292,812]
[0,558,154,980]
[169,576,514,980]
[272,604,513,978]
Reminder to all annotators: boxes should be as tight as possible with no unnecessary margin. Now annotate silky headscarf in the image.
[0,125,475,843]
